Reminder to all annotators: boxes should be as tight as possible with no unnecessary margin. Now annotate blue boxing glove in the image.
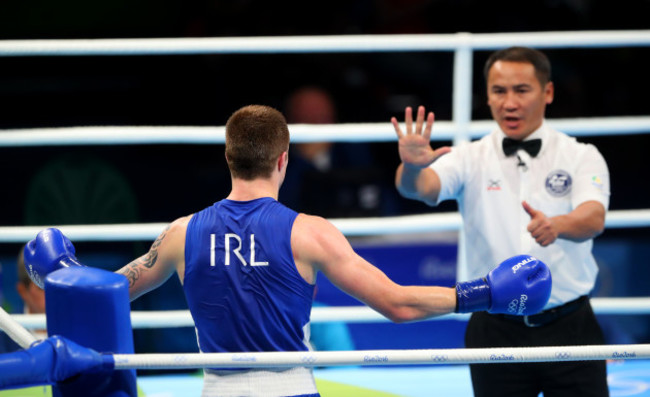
[455,255,552,316]
[23,228,84,289]
[0,335,114,390]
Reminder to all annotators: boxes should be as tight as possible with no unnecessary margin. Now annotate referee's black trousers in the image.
[465,298,609,397]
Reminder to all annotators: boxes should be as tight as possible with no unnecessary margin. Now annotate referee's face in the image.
[487,60,554,140]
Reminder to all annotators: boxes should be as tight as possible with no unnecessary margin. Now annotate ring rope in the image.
[111,344,650,370]
[0,30,649,57]
[10,298,650,330]
[1,117,650,147]
[0,209,647,243]
[0,307,37,349]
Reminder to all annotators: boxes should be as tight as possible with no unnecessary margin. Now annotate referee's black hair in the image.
[484,47,552,86]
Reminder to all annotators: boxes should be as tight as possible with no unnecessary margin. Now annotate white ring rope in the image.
[0,307,37,349]
[111,344,650,370]
[10,298,650,330]
[1,117,649,147]
[0,209,647,243]
[1,31,649,57]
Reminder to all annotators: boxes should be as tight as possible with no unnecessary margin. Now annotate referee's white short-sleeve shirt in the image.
[432,122,610,308]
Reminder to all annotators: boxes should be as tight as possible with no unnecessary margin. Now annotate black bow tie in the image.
[502,138,542,157]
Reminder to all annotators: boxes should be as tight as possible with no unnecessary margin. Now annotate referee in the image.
[393,46,610,396]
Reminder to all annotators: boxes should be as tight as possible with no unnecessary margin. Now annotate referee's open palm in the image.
[392,106,450,168]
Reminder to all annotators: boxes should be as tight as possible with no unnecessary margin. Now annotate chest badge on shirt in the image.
[545,170,572,197]
[487,179,501,191]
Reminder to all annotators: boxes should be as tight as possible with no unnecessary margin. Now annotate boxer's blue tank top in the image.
[184,197,315,354]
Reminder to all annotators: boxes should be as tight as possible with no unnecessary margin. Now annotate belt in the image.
[497,295,588,327]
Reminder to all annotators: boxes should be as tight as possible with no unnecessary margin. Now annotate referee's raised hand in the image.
[392,105,450,169]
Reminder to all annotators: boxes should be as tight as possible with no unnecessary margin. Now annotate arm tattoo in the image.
[118,225,171,288]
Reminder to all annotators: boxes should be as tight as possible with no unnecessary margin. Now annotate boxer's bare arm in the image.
[291,214,551,319]
[292,213,456,322]
[116,215,190,301]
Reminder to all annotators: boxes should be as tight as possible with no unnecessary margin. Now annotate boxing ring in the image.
[2,30,650,396]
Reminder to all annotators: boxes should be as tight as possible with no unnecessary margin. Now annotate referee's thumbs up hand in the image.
[522,201,539,219]
[522,201,557,247]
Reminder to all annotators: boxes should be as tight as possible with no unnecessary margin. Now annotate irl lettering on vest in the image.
[210,233,269,267]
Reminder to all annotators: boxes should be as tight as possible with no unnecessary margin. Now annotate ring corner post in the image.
[45,266,137,397]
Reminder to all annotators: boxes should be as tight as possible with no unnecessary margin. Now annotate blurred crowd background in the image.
[1,0,649,364]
